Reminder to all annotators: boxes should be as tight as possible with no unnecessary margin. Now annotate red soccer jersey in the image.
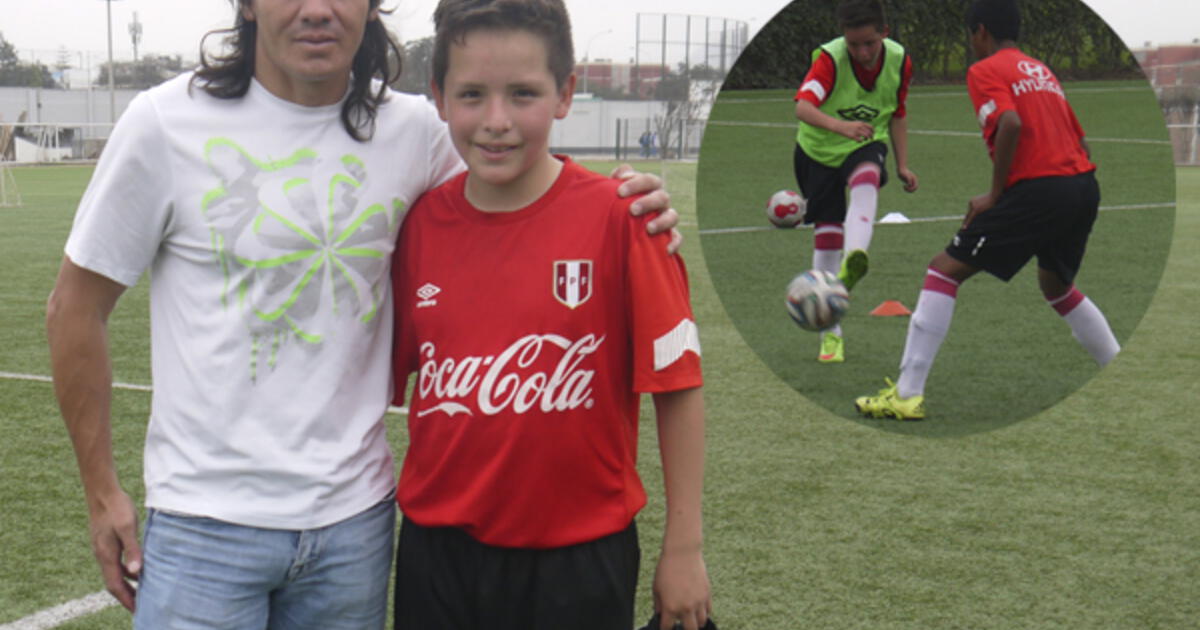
[795,48,914,118]
[391,157,702,549]
[967,47,1095,187]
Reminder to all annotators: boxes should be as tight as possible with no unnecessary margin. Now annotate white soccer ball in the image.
[766,189,806,228]
[785,269,850,331]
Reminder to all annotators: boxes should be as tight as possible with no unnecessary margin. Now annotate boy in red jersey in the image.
[854,0,1119,420]
[389,1,711,629]
[793,0,918,363]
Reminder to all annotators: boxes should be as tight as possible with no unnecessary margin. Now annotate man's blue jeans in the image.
[133,496,395,629]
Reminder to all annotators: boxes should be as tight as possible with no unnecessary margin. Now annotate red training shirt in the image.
[967,47,1095,187]
[391,157,702,549]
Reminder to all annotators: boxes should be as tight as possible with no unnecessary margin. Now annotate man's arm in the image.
[966,109,1021,227]
[651,387,711,630]
[46,257,141,612]
[611,164,682,254]
[888,115,919,192]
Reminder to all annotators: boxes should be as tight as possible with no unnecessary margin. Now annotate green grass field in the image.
[698,81,1178,434]
[1,155,1197,628]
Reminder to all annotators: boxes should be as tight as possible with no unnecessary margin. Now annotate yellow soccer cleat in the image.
[818,331,844,363]
[838,248,869,292]
[854,378,925,420]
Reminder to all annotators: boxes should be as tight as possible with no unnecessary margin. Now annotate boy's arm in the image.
[890,54,918,192]
[652,386,711,630]
[795,99,874,142]
[888,115,919,192]
[46,258,141,612]
[966,109,1021,227]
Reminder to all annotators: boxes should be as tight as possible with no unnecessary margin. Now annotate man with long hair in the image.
[46,1,676,627]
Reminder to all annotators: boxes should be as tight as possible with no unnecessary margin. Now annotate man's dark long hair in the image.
[191,0,403,142]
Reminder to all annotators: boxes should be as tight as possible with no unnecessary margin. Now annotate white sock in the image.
[812,223,843,273]
[844,166,880,253]
[897,268,959,399]
[1047,287,1120,366]
[812,223,844,336]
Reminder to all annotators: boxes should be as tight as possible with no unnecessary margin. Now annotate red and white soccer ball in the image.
[785,269,850,332]
[766,189,806,228]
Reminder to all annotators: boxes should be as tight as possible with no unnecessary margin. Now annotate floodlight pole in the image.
[102,0,122,124]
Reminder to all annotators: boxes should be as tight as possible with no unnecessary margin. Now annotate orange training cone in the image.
[870,300,912,316]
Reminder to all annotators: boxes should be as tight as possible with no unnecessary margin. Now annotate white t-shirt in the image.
[65,73,464,529]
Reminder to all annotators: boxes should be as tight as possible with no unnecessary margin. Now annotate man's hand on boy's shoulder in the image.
[612,164,683,255]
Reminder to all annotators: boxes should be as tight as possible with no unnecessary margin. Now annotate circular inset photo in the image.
[697,0,1176,435]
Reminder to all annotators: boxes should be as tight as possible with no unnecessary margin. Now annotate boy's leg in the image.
[856,253,977,421]
[520,522,640,630]
[837,142,889,291]
[394,518,475,630]
[268,496,395,630]
[1040,272,1120,367]
[812,223,845,360]
[843,163,881,255]
[896,255,976,398]
[395,519,639,630]
[1038,171,1118,366]
[794,144,849,353]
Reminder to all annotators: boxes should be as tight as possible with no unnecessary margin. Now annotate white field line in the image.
[0,374,407,627]
[0,371,408,415]
[0,371,150,392]
[0,591,118,630]
[702,119,1173,145]
[698,202,1176,236]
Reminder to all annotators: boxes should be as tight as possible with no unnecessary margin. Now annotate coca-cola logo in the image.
[415,334,605,418]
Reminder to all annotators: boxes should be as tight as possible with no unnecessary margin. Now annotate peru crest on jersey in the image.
[554,260,593,309]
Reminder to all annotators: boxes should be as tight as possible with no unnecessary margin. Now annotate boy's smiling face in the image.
[434,28,575,209]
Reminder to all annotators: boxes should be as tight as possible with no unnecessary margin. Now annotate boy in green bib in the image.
[793,0,918,363]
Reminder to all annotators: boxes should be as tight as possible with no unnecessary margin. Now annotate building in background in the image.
[1133,41,1200,164]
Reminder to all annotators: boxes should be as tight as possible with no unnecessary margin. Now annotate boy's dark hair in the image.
[967,0,1021,42]
[191,0,402,142]
[836,0,887,32]
[432,0,574,92]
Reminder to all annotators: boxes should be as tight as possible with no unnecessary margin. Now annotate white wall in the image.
[1,86,680,159]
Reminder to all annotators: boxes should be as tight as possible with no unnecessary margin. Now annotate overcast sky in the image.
[4,0,1197,71]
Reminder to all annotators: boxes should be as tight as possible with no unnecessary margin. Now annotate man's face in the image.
[243,0,377,105]
[433,29,574,195]
[843,24,888,69]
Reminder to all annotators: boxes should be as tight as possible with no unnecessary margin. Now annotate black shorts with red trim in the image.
[394,517,640,630]
[792,140,889,224]
[945,170,1100,283]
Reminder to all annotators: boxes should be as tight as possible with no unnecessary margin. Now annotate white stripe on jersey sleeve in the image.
[977,99,997,129]
[653,319,702,372]
[800,79,827,103]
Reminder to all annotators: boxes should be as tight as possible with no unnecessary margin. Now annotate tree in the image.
[721,0,1139,90]
[651,66,715,158]
[0,31,61,88]
[392,36,434,97]
[94,54,186,90]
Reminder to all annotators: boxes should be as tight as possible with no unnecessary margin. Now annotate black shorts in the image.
[394,517,640,630]
[945,170,1100,283]
[792,141,890,224]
